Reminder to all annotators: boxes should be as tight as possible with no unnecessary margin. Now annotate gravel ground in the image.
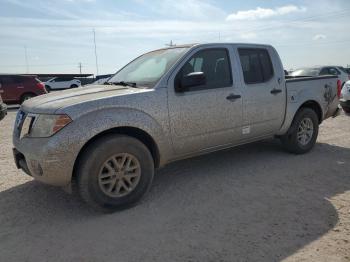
[0,108,349,262]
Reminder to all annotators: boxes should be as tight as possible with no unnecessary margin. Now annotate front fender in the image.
[41,107,173,184]
[69,107,173,165]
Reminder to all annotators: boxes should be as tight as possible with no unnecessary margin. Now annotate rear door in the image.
[237,47,286,138]
[0,76,22,102]
[168,45,243,155]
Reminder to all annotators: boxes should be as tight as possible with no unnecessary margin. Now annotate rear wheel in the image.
[281,108,319,154]
[70,84,78,88]
[20,93,35,104]
[76,135,154,212]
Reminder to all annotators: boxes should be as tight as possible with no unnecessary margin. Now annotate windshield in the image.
[108,47,190,88]
[290,68,320,77]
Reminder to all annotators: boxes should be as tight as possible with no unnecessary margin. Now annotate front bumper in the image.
[0,103,7,121]
[13,148,31,176]
[12,141,74,186]
[12,111,77,186]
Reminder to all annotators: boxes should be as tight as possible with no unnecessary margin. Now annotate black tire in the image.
[45,85,51,92]
[342,105,350,114]
[70,84,78,88]
[20,93,35,104]
[281,108,319,154]
[76,135,154,212]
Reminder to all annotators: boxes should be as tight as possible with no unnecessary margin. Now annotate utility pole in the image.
[24,46,29,73]
[78,62,82,74]
[93,29,99,77]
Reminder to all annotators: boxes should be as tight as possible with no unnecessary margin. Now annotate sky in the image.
[0,0,349,75]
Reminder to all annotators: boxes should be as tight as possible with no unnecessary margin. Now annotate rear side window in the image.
[238,48,274,84]
[1,76,15,84]
[13,76,24,84]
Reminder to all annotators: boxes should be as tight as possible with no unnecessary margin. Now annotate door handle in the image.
[226,94,241,101]
[270,89,282,95]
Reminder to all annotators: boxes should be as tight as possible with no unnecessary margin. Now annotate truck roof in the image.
[152,42,274,53]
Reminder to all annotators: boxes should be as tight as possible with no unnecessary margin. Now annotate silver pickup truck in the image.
[13,43,340,211]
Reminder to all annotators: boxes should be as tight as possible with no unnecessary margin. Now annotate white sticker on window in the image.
[242,126,251,135]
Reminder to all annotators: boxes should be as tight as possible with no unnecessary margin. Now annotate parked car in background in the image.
[91,77,111,85]
[13,43,340,211]
[45,77,81,91]
[0,74,47,104]
[0,94,7,121]
[340,80,350,114]
[290,66,350,86]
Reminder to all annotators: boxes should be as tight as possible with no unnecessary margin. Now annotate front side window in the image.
[176,48,232,91]
[108,47,190,88]
[238,48,274,84]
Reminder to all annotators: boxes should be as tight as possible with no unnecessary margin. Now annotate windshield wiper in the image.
[107,81,138,88]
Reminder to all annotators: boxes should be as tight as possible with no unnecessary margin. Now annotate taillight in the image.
[337,80,342,98]
[36,82,46,92]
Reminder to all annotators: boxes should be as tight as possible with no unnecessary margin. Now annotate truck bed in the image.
[277,74,340,135]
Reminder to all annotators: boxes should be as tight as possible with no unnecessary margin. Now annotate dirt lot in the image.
[0,108,349,262]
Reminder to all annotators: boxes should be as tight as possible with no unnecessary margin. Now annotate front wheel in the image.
[281,108,319,154]
[76,135,154,212]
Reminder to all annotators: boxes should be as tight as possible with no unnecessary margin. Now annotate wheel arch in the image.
[72,126,161,179]
[298,100,323,124]
[20,92,36,103]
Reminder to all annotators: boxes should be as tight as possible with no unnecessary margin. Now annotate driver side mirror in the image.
[175,72,206,93]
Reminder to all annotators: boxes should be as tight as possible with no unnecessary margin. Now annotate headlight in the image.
[26,114,72,138]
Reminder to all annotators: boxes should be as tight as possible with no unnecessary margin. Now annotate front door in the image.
[237,47,285,138]
[168,46,243,156]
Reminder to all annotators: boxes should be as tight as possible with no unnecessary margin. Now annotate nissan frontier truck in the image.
[13,43,341,211]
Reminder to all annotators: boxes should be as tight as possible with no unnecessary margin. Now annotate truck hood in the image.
[21,85,150,114]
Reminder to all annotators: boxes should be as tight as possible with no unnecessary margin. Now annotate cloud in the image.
[239,32,258,40]
[155,0,225,20]
[226,5,307,21]
[313,34,327,41]
[64,0,96,3]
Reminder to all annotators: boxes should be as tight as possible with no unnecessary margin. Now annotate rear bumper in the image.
[340,100,350,113]
[0,103,7,121]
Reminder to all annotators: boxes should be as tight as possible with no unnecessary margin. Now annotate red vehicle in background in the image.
[0,74,47,104]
